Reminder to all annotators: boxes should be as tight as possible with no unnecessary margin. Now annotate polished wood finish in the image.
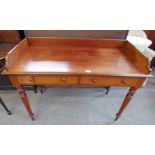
[16,85,35,120]
[3,37,151,120]
[0,30,21,43]
[17,75,35,84]
[16,75,143,87]
[9,75,35,120]
[25,30,128,95]
[0,30,25,90]
[25,30,128,39]
[35,75,79,85]
[0,44,16,59]
[80,76,142,87]
[124,42,151,73]
[3,38,150,76]
[115,87,138,121]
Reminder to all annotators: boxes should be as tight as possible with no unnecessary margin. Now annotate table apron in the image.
[12,75,145,88]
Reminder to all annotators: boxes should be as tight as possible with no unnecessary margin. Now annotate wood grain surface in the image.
[3,37,150,77]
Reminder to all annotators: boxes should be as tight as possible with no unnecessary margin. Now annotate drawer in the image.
[17,75,35,84]
[80,76,139,87]
[34,75,79,85]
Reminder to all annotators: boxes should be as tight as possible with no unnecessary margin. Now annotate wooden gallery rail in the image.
[2,37,152,121]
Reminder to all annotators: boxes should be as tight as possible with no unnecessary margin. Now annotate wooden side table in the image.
[2,37,151,121]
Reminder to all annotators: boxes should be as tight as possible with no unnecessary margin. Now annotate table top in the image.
[3,37,151,77]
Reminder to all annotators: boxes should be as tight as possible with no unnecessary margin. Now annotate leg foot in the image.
[7,111,12,115]
[115,87,138,121]
[29,114,35,121]
[114,113,120,121]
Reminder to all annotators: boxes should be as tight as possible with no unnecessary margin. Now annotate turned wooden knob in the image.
[91,79,97,83]
[62,77,67,82]
[121,80,127,85]
[29,76,34,82]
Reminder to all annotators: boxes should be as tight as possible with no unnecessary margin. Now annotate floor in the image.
[0,68,155,125]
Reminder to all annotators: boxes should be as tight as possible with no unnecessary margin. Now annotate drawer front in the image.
[34,75,79,85]
[80,76,140,87]
[17,75,35,84]
[17,75,141,87]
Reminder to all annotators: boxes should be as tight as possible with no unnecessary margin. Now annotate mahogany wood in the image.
[9,75,35,120]
[115,87,138,121]
[25,30,128,39]
[16,85,35,120]
[0,30,26,90]
[2,37,151,121]
[0,30,21,43]
[0,44,16,59]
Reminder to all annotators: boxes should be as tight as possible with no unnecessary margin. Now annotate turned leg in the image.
[0,97,12,115]
[16,85,35,121]
[115,87,138,121]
